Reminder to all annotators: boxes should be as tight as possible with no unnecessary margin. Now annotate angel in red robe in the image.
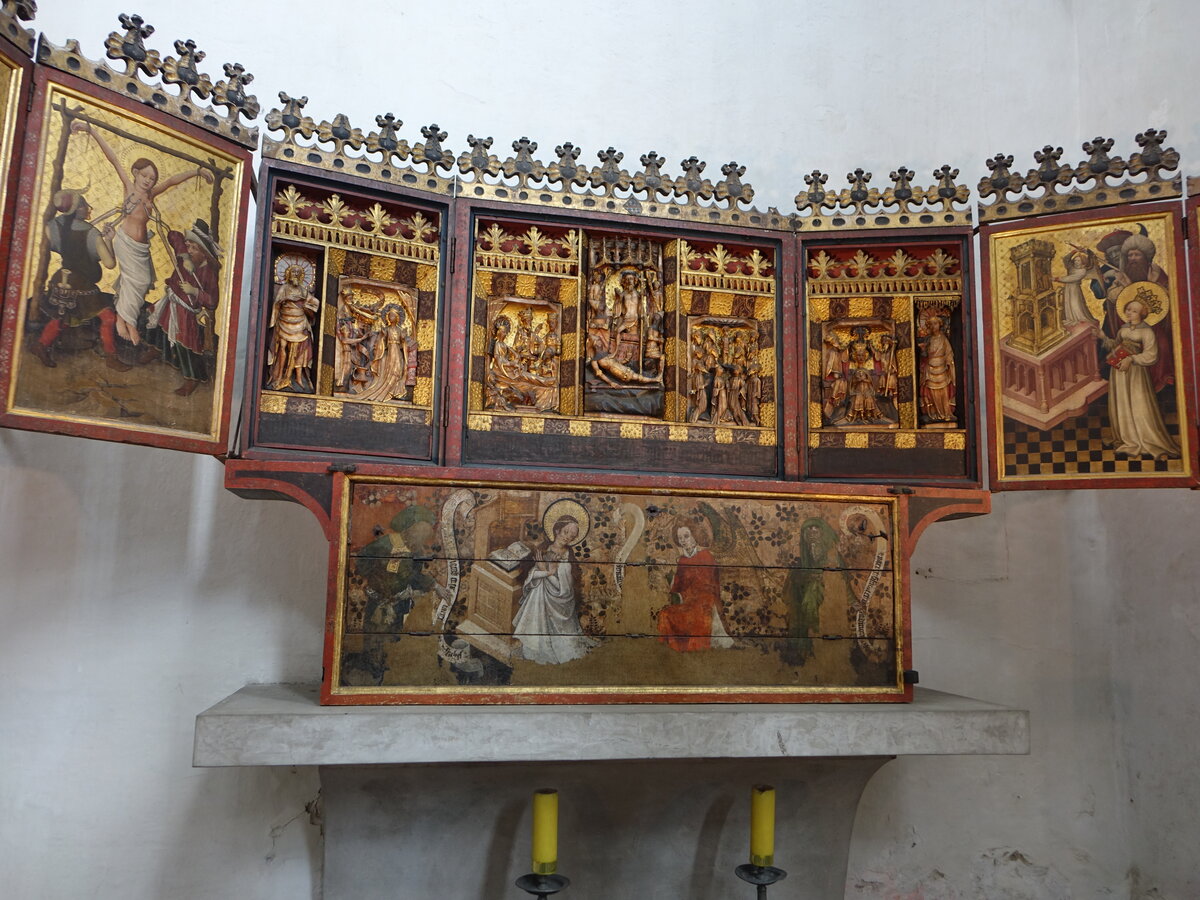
[657,523,732,652]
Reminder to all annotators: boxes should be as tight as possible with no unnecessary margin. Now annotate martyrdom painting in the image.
[985,208,1193,486]
[328,480,902,701]
[4,82,245,445]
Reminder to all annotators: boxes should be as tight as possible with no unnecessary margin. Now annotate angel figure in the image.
[356,304,417,403]
[821,330,848,422]
[1056,247,1100,328]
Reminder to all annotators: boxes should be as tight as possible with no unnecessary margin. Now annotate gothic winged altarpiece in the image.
[978,131,1196,490]
[0,8,255,453]
[5,10,1198,705]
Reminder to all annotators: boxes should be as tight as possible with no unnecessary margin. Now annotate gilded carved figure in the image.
[686,321,762,426]
[333,282,420,403]
[485,308,559,412]
[583,236,665,417]
[355,304,416,403]
[820,323,899,428]
[265,258,320,392]
[918,315,956,425]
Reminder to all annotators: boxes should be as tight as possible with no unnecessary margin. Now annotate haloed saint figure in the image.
[10,86,241,440]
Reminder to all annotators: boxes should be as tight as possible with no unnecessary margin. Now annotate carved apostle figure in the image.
[919,315,956,424]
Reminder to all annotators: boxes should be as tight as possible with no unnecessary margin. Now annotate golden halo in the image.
[542,498,591,545]
[1116,281,1169,327]
[274,253,317,295]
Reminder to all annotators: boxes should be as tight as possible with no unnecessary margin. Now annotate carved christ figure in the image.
[266,264,320,392]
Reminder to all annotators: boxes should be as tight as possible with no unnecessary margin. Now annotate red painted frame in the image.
[980,200,1197,491]
[0,65,253,455]
[0,29,32,342]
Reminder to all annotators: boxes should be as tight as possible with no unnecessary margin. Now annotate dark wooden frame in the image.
[980,200,1197,491]
[0,64,253,455]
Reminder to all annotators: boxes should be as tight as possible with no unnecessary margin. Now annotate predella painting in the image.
[987,209,1192,486]
[5,83,243,444]
[330,481,902,700]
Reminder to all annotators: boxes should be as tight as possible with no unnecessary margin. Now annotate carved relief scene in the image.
[484,297,561,412]
[686,318,764,426]
[582,235,667,416]
[987,210,1190,481]
[466,219,779,474]
[471,219,579,418]
[331,480,901,698]
[333,277,419,403]
[818,320,901,428]
[7,84,245,440]
[805,242,969,476]
[254,180,442,456]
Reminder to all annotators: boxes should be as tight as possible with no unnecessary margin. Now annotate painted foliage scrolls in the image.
[329,478,903,703]
[979,130,1195,489]
[0,11,255,453]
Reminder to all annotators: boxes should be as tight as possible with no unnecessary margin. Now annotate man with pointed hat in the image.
[140,219,222,396]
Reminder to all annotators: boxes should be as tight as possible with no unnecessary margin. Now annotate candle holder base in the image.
[515,872,570,898]
[735,863,787,898]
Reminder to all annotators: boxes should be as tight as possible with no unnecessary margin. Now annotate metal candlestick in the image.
[515,872,570,898]
[735,863,787,898]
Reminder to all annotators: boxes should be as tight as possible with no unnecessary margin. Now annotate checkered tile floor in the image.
[1003,392,1184,477]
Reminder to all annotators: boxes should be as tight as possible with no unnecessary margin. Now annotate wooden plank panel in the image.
[328,477,904,702]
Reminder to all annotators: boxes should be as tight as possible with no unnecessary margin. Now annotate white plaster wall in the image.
[1,1,1197,897]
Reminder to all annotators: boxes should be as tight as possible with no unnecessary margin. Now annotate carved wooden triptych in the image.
[0,10,1197,704]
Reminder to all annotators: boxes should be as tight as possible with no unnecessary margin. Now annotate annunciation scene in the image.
[804,240,971,480]
[987,209,1191,483]
[6,84,244,440]
[465,217,779,476]
[252,179,442,458]
[330,480,901,700]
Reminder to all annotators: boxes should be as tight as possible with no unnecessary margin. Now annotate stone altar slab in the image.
[193,683,1029,767]
[193,686,1027,900]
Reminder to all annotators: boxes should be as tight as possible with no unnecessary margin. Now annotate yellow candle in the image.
[531,789,558,875]
[750,784,775,866]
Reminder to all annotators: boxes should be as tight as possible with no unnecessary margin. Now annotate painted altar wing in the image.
[977,131,1196,490]
[0,19,255,455]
